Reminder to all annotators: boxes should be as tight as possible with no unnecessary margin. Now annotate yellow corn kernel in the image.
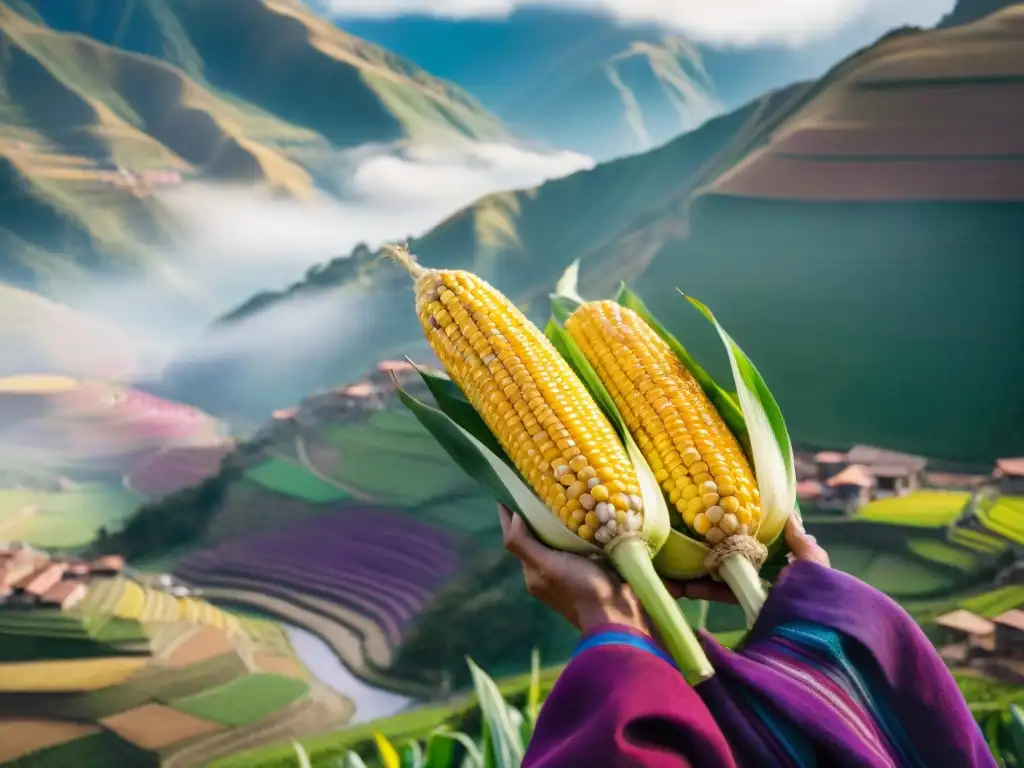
[411,264,644,545]
[565,300,762,545]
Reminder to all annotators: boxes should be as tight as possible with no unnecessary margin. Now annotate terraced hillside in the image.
[170,5,1024,463]
[0,374,231,549]
[93,363,521,687]
[0,559,347,767]
[0,0,507,301]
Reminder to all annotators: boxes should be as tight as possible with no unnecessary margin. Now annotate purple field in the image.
[125,444,235,500]
[175,508,464,645]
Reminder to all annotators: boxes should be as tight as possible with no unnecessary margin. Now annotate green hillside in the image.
[0,0,506,301]
[168,5,1024,463]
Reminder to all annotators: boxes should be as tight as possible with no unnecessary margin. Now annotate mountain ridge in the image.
[0,0,508,305]
[161,5,1024,463]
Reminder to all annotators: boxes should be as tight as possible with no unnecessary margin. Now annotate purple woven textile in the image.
[525,561,996,768]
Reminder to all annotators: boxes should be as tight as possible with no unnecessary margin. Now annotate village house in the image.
[809,445,930,513]
[821,465,876,514]
[89,555,125,577]
[925,472,991,491]
[370,360,419,388]
[935,609,996,663]
[40,580,87,610]
[796,479,823,505]
[993,610,1024,659]
[847,445,927,497]
[994,459,1024,495]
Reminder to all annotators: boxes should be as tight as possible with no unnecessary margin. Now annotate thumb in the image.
[784,514,830,567]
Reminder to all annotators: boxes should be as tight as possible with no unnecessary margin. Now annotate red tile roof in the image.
[935,609,996,636]
[996,458,1024,478]
[926,472,989,488]
[377,360,415,374]
[342,383,376,398]
[847,445,927,472]
[993,610,1024,632]
[826,464,877,489]
[815,451,847,463]
[40,580,87,608]
[16,563,68,596]
[90,555,124,573]
[271,406,298,421]
[796,480,822,499]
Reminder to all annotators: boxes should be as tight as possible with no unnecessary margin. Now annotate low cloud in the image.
[57,140,592,363]
[324,0,954,47]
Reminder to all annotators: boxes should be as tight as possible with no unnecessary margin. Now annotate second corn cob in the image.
[564,299,771,619]
[566,300,762,547]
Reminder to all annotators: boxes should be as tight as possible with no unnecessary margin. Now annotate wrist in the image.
[577,603,651,637]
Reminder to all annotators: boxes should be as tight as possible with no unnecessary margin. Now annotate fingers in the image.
[497,503,548,566]
[665,578,739,605]
[784,514,830,567]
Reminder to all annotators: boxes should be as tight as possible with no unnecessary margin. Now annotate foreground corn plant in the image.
[319,650,543,768]
[386,245,711,683]
[547,261,798,627]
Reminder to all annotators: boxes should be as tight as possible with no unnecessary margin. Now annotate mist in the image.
[53,140,593,369]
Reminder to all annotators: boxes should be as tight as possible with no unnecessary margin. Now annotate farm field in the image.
[0,484,140,549]
[245,457,352,504]
[125,444,234,502]
[976,495,1024,546]
[857,491,970,527]
[175,507,466,670]
[0,571,350,766]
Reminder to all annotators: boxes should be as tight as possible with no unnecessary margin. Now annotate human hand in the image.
[664,514,831,604]
[498,504,649,636]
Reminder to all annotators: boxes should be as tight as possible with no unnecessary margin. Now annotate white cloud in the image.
[59,140,592,359]
[325,0,954,47]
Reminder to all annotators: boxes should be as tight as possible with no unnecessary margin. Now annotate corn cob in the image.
[565,300,762,547]
[397,253,643,544]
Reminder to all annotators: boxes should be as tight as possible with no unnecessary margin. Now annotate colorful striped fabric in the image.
[736,622,925,767]
[527,562,997,768]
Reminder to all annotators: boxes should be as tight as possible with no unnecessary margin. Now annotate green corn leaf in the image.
[341,751,370,768]
[425,728,482,768]
[290,741,312,768]
[552,259,585,309]
[395,382,600,555]
[410,364,509,465]
[1008,705,1024,766]
[684,294,796,545]
[400,739,425,768]
[468,657,525,768]
[525,647,541,730]
[376,732,402,768]
[615,283,750,454]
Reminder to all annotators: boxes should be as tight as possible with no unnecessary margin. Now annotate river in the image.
[282,624,416,725]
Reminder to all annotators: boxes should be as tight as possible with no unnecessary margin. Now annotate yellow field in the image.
[857,491,970,527]
[0,657,148,692]
[112,578,242,635]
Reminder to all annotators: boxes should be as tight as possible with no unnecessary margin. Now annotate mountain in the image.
[938,0,1022,26]
[337,6,955,160]
[0,0,506,305]
[163,5,1024,464]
